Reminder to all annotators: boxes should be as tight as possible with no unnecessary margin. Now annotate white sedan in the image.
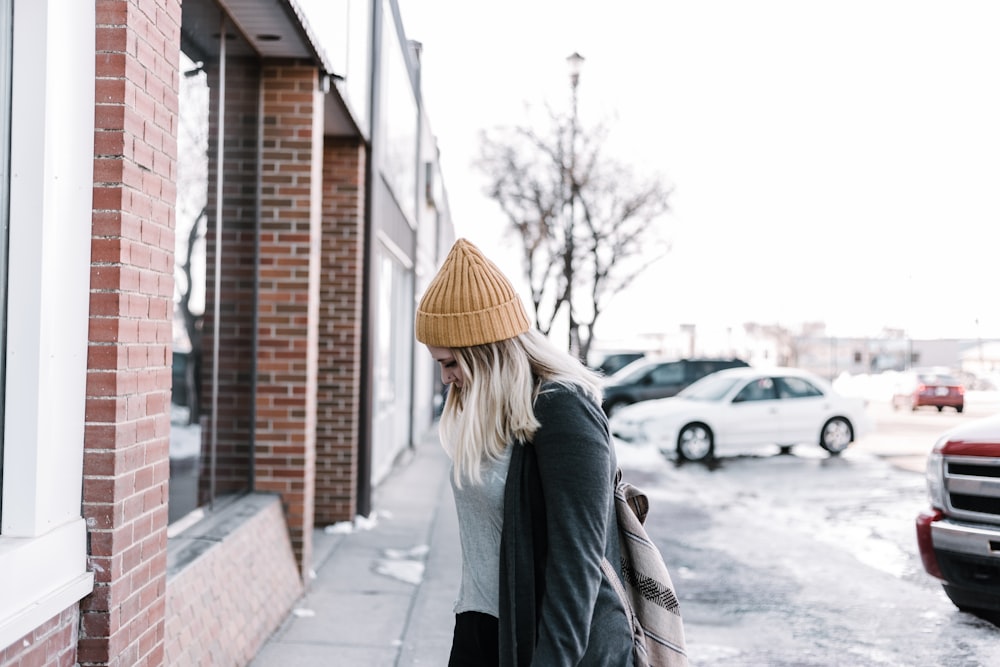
[608,366,873,462]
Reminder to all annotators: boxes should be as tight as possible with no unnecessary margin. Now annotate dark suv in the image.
[600,357,750,416]
[592,351,646,377]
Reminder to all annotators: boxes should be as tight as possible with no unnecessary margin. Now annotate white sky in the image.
[400,1,1000,343]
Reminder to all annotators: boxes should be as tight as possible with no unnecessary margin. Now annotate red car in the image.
[891,369,964,413]
[916,414,1000,614]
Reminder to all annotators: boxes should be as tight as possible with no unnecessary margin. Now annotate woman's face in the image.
[427,345,465,389]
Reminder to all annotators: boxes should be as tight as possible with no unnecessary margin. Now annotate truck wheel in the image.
[820,417,853,455]
[677,423,713,462]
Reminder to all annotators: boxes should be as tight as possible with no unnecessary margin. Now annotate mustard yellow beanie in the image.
[415,238,531,348]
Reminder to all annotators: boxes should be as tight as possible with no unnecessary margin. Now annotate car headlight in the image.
[611,416,651,444]
[632,417,667,446]
[925,450,945,509]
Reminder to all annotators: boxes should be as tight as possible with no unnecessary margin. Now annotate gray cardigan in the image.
[498,382,634,666]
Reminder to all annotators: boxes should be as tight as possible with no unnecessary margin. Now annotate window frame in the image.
[0,0,95,648]
[0,0,10,506]
[733,377,778,402]
[776,376,824,399]
[650,362,684,386]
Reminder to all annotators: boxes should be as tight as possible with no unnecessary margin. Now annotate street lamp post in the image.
[565,52,584,358]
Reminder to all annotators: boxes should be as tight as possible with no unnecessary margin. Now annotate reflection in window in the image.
[171,23,263,523]
[777,376,823,399]
[371,247,414,483]
[735,377,777,402]
[170,51,209,524]
[378,7,417,224]
[650,362,684,385]
[171,19,263,526]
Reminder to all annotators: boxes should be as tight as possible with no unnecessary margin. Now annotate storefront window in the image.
[170,51,209,524]
[0,0,95,644]
[370,246,414,483]
[171,21,260,526]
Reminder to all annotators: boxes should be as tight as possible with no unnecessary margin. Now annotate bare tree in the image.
[476,107,671,363]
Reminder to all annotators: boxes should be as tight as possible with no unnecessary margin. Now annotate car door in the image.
[722,376,782,446]
[774,375,827,444]
[640,361,686,401]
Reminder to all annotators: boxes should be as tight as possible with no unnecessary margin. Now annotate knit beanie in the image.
[415,238,531,348]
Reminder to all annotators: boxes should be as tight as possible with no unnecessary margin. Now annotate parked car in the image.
[916,413,1000,615]
[891,368,965,413]
[609,366,872,462]
[592,351,646,377]
[600,356,750,416]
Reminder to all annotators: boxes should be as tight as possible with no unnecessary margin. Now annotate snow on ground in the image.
[833,371,1000,405]
[614,437,669,473]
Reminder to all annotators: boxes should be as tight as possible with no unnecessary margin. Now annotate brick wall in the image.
[164,495,302,665]
[254,61,324,572]
[0,608,79,667]
[314,138,367,525]
[81,1,181,665]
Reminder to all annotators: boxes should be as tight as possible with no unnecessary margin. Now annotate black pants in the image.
[448,611,499,667]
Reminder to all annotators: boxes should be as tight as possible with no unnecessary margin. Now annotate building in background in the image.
[591,322,1000,384]
[0,0,453,665]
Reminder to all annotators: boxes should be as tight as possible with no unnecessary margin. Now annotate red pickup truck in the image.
[916,413,1000,614]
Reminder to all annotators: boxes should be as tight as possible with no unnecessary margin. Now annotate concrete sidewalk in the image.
[251,428,459,666]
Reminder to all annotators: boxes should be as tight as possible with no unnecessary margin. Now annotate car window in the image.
[609,360,655,384]
[650,362,685,385]
[917,373,960,386]
[776,376,824,399]
[733,377,777,402]
[687,359,746,381]
[686,360,717,381]
[597,353,645,376]
[678,373,742,400]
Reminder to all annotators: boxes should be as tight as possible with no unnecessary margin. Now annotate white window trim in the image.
[0,0,96,649]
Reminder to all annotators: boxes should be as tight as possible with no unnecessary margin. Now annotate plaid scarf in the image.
[601,469,689,667]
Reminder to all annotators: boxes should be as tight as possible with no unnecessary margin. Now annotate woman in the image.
[415,238,634,666]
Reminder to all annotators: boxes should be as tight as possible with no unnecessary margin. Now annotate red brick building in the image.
[0,0,452,664]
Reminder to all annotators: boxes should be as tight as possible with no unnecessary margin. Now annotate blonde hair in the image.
[438,329,603,486]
